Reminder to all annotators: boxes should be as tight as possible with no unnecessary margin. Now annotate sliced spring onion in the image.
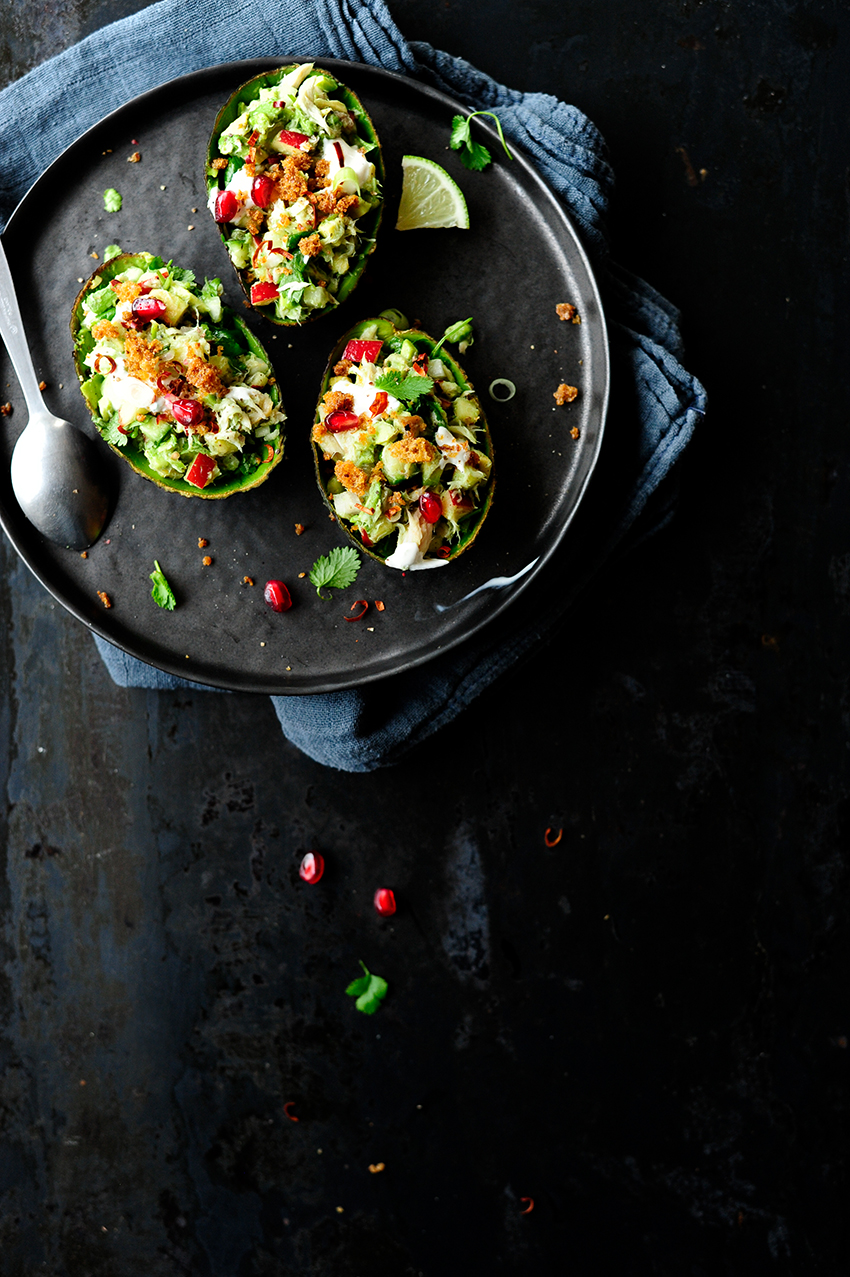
[489,378,516,402]
[379,308,409,329]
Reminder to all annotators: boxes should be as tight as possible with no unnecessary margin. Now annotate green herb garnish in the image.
[103,188,123,212]
[103,244,122,261]
[433,317,474,356]
[345,960,388,1015]
[450,111,513,171]
[150,560,176,610]
[373,369,435,403]
[309,546,361,599]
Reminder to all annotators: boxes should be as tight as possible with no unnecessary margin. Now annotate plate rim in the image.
[0,55,610,695]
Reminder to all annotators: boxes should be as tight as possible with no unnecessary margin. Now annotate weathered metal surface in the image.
[0,1,847,1274]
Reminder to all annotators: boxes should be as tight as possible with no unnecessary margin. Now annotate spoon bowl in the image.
[0,236,112,549]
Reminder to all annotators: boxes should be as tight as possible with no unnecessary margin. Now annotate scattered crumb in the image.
[90,252,99,259]
[556,302,581,323]
[243,576,255,586]
[160,185,166,191]
[366,626,374,632]
[286,665,292,671]
[368,1163,385,1174]
[187,224,195,231]
[260,642,266,647]
[97,591,112,609]
[570,426,581,440]
[0,404,11,416]
[328,514,336,522]
[38,380,47,391]
[197,537,208,548]
[102,149,112,155]
[128,152,141,163]
[80,551,88,559]
[191,207,198,213]
[202,555,212,566]
[374,600,385,611]
[554,383,578,405]
[298,572,306,579]
[294,523,305,535]
[131,138,138,144]
[335,1207,344,1214]
[77,277,83,283]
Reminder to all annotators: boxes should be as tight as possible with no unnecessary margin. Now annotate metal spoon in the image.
[0,236,111,549]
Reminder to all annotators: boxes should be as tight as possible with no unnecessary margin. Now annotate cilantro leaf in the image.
[373,369,435,403]
[103,188,122,212]
[449,110,513,172]
[150,560,176,610]
[309,546,361,599]
[460,140,492,172]
[345,960,388,1015]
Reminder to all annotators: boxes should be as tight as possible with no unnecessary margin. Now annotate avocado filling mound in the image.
[312,324,493,570]
[74,254,285,493]
[207,62,382,325]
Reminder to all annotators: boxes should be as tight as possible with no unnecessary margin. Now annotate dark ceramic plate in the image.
[0,58,608,694]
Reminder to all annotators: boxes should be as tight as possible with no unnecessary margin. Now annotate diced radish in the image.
[250,282,279,305]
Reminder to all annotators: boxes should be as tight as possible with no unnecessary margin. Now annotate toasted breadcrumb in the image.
[202,556,212,567]
[186,355,226,398]
[374,601,385,612]
[554,383,578,405]
[294,523,305,535]
[124,330,162,381]
[198,537,208,548]
[335,460,370,497]
[0,404,11,417]
[211,157,227,171]
[128,152,141,163]
[111,279,142,303]
[323,389,354,414]
[556,302,581,323]
[334,359,353,376]
[92,319,123,342]
[298,233,323,258]
[97,591,112,609]
[80,551,88,559]
[243,576,254,586]
[570,426,581,440]
[385,434,437,465]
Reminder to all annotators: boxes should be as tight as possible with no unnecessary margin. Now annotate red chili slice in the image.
[184,454,216,489]
[519,1198,534,1215]
[544,827,563,847]
[325,409,360,432]
[369,391,389,418]
[250,282,279,305]
[263,443,275,463]
[283,1101,300,1121]
[278,129,310,148]
[360,530,373,547]
[342,339,383,363]
[412,352,429,374]
[93,354,116,375]
[343,599,369,622]
[333,141,345,167]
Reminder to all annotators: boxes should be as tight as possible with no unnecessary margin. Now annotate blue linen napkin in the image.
[0,0,706,772]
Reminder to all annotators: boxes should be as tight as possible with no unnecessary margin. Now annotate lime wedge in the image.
[396,156,470,230]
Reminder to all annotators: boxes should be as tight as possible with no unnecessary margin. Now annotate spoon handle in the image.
[0,235,49,416]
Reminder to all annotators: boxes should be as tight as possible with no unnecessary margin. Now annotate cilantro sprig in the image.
[450,111,513,171]
[373,369,434,403]
[432,317,474,356]
[150,561,176,610]
[309,546,361,599]
[345,960,388,1015]
[103,188,122,212]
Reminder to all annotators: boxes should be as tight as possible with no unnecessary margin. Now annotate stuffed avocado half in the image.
[206,63,383,326]
[71,253,285,498]
[312,318,494,570]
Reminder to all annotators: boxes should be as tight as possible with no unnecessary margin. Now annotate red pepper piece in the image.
[412,351,429,374]
[342,339,383,363]
[344,599,369,622]
[299,852,324,883]
[369,391,389,418]
[278,129,310,148]
[251,281,279,305]
[374,888,396,916]
[325,409,360,432]
[360,530,373,547]
[184,453,216,489]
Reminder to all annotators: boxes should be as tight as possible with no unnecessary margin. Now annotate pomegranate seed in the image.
[251,174,276,207]
[131,295,167,323]
[299,852,324,884]
[374,888,396,916]
[214,189,239,223]
[324,409,360,432]
[419,490,442,524]
[264,579,292,612]
[170,398,205,426]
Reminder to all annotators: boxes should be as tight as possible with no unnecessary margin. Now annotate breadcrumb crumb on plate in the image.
[554,383,578,405]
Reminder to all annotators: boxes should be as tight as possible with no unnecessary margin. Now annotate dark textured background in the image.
[0,2,847,1274]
